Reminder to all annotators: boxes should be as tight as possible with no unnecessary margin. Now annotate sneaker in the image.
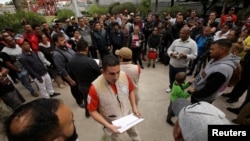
[147,64,150,67]
[50,92,61,98]
[85,110,90,118]
[166,88,171,93]
[32,92,39,97]
[152,64,155,68]
[79,103,85,108]
[166,119,174,126]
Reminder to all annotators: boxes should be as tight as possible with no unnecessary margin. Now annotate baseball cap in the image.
[115,47,132,59]
[130,12,134,16]
[172,98,231,141]
[70,16,75,20]
[230,7,235,11]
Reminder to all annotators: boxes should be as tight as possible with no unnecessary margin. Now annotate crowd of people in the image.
[1,7,250,141]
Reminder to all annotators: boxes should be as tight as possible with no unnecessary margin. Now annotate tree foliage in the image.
[55,9,75,22]
[108,2,120,14]
[87,4,108,15]
[138,0,152,17]
[110,2,136,14]
[0,11,45,33]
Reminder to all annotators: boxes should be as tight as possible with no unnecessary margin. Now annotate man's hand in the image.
[188,86,196,94]
[69,80,76,86]
[179,53,187,59]
[107,124,121,133]
[133,108,142,118]
[170,53,178,58]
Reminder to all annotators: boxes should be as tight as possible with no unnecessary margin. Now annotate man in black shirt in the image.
[68,39,101,117]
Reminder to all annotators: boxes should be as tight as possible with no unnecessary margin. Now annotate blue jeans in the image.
[17,69,35,95]
[169,65,187,89]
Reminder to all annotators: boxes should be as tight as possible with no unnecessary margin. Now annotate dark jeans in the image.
[17,69,35,95]
[228,51,250,100]
[62,77,84,105]
[79,86,90,116]
[88,46,97,59]
[167,101,174,120]
[188,56,207,77]
[131,47,143,67]
[169,65,187,88]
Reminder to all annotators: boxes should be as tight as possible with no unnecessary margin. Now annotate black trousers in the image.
[228,52,250,100]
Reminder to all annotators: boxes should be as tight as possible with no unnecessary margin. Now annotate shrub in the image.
[111,5,124,14]
[0,11,46,33]
[160,5,188,17]
[122,2,136,14]
[87,4,108,16]
[55,9,75,22]
[108,2,120,14]
[237,6,250,25]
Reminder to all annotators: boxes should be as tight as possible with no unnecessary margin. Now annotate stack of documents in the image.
[112,114,144,133]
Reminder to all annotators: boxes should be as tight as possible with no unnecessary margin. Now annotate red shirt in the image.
[220,14,237,25]
[87,74,134,112]
[23,32,39,53]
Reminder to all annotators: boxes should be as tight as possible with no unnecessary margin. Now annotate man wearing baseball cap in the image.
[115,47,141,105]
[172,98,231,141]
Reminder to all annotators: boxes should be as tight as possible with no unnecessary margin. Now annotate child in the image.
[166,72,193,126]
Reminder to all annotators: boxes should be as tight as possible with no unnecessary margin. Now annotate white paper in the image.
[112,114,144,133]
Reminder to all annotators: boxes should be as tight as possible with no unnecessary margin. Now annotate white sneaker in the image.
[166,88,171,93]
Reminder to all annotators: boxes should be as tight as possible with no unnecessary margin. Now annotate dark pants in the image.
[112,45,122,55]
[79,86,90,117]
[167,101,174,121]
[228,52,250,100]
[88,46,97,59]
[169,65,187,89]
[62,77,84,106]
[70,85,84,105]
[131,47,143,67]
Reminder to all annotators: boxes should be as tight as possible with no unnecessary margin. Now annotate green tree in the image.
[139,0,152,17]
[12,0,22,10]
[87,4,108,15]
[0,11,45,33]
[122,2,136,14]
[108,2,120,14]
[56,9,75,22]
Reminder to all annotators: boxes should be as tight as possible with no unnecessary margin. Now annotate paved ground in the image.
[0,61,246,141]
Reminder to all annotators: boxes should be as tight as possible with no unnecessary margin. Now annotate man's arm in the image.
[191,72,226,98]
[20,57,42,80]
[127,75,141,117]
[89,111,120,133]
[88,85,120,133]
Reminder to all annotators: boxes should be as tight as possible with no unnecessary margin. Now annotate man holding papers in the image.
[87,54,142,141]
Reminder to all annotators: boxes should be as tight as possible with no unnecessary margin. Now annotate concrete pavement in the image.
[0,61,246,141]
